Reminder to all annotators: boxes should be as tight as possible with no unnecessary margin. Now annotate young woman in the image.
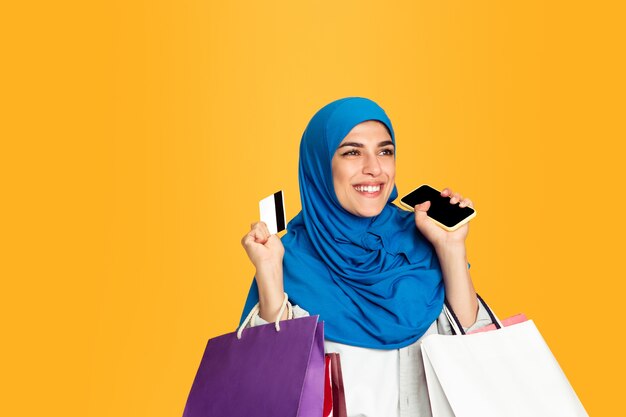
[239,97,493,417]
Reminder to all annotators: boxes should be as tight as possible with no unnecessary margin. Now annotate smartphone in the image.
[399,184,476,232]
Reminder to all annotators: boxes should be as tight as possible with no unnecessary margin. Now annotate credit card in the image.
[259,190,286,235]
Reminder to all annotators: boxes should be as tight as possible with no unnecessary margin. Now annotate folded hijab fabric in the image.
[239,97,445,350]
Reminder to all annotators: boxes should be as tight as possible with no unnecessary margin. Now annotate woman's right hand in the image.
[241,222,287,322]
[241,221,285,270]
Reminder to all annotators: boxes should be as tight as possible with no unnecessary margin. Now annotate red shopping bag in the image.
[323,353,347,417]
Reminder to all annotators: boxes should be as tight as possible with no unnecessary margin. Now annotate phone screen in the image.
[400,185,475,229]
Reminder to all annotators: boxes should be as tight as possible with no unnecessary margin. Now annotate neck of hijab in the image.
[239,97,444,350]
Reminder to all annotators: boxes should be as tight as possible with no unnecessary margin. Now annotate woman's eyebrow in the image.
[337,140,394,149]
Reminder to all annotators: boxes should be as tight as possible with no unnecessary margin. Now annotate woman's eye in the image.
[340,148,394,157]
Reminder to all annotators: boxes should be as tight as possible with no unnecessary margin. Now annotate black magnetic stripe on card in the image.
[274,191,285,232]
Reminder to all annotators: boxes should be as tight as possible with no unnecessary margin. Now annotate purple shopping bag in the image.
[183,315,325,417]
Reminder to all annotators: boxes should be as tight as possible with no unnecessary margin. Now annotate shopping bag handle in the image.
[236,292,294,339]
[444,293,503,335]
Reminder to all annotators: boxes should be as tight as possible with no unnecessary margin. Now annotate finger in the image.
[448,192,460,204]
[260,221,272,238]
[441,188,451,197]
[459,198,474,208]
[414,201,431,212]
[252,221,270,240]
[258,230,270,243]
[250,228,269,244]
[241,233,259,247]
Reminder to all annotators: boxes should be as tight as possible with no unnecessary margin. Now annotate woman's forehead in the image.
[339,120,393,143]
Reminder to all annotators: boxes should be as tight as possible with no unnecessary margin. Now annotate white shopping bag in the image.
[421,298,588,417]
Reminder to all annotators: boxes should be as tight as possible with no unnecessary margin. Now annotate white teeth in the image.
[354,185,381,193]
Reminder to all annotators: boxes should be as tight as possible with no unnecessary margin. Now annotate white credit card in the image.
[259,190,286,235]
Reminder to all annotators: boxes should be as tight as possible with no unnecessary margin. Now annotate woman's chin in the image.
[351,204,385,218]
[338,190,390,217]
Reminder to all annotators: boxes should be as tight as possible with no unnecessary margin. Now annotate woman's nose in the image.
[362,153,382,176]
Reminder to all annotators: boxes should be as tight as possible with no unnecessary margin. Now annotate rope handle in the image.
[236,292,293,339]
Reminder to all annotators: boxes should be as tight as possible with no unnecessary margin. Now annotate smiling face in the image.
[331,120,396,217]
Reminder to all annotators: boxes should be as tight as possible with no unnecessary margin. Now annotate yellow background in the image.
[1,1,624,415]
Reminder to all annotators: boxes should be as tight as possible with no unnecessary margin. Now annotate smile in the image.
[353,184,383,196]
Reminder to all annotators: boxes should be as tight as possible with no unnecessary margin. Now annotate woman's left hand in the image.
[414,187,473,250]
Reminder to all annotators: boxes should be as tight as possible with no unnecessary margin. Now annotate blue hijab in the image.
[239,97,445,349]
